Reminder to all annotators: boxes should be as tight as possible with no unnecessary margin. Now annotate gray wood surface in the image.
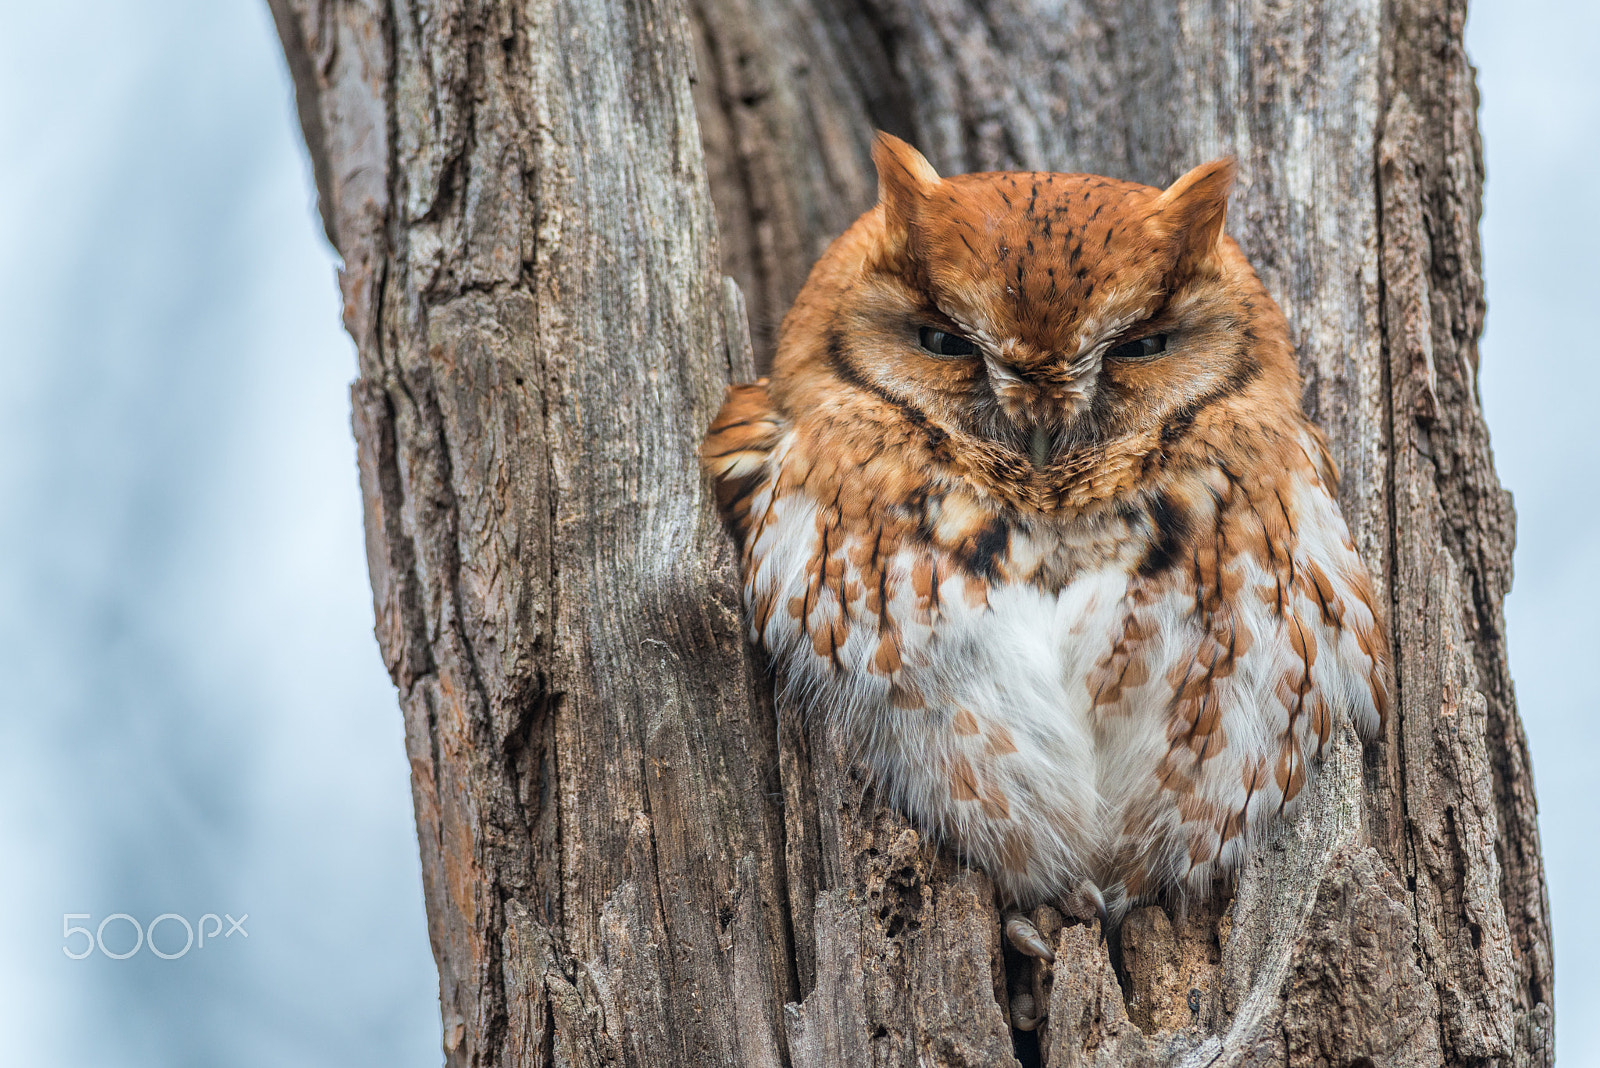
[269,0,1552,1063]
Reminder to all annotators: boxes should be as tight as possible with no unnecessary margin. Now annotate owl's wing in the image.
[1091,436,1390,897]
[701,380,785,554]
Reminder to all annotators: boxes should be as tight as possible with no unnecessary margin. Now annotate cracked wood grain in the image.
[270,0,1552,1063]
[271,1,793,1065]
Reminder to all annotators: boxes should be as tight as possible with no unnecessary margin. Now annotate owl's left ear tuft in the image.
[1151,156,1236,280]
[872,132,941,252]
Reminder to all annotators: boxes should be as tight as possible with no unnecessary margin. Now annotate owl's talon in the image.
[1076,882,1110,943]
[1003,912,1055,962]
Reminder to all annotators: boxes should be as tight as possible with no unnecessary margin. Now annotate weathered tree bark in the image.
[268,0,1552,1064]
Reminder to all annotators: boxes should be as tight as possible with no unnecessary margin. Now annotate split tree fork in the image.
[268,0,1551,1064]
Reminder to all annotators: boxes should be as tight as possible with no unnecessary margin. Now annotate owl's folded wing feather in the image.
[1097,433,1391,895]
[701,380,785,553]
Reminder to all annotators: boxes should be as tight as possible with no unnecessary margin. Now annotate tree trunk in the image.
[267,0,1552,1064]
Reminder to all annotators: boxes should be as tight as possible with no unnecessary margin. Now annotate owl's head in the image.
[771,133,1301,511]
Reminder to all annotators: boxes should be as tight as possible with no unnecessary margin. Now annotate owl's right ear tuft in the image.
[1151,156,1236,281]
[872,132,941,252]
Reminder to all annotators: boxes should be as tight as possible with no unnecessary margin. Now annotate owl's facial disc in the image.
[918,324,1075,458]
[784,135,1276,508]
[910,312,1097,461]
[897,282,1163,461]
[889,156,1248,467]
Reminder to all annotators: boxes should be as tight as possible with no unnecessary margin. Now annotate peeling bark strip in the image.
[271,0,1551,1065]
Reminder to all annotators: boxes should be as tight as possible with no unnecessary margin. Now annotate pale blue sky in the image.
[1473,0,1600,1058]
[0,1,1590,1064]
[0,3,437,1064]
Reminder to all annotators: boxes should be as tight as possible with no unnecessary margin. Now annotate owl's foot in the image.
[1084,883,1110,944]
[1053,882,1112,942]
[1002,911,1055,962]
[1004,907,1064,1032]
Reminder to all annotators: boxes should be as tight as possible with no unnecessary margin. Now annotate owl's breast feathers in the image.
[701,378,1390,913]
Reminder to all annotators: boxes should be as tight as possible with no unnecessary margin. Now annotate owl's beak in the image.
[986,353,1066,466]
[1029,423,1051,469]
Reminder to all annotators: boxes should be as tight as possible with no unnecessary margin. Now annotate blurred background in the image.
[0,1,1590,1065]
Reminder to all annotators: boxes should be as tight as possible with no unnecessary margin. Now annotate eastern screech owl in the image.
[701,133,1389,952]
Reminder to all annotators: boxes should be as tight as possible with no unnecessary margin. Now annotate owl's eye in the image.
[1106,334,1168,361]
[918,326,977,357]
